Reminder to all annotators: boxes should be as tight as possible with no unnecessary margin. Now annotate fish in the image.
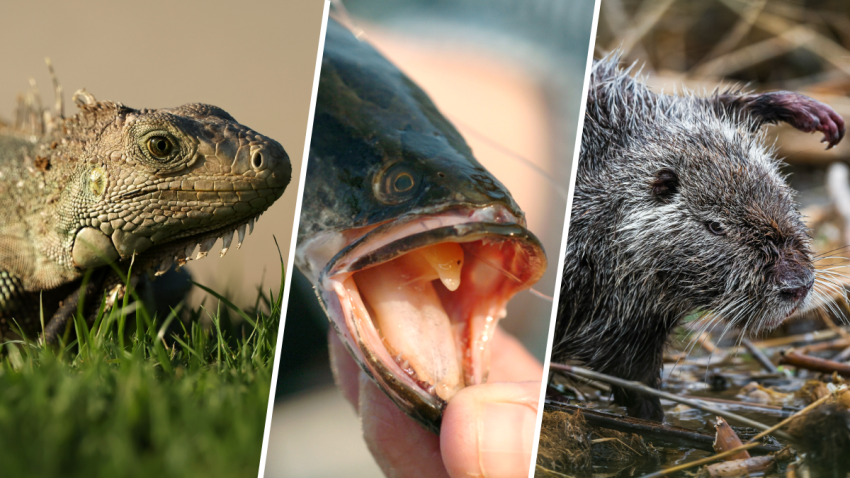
[294,18,547,433]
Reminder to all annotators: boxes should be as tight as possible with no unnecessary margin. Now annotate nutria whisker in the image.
[814,245,850,259]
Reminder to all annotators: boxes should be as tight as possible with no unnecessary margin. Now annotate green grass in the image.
[0,263,283,478]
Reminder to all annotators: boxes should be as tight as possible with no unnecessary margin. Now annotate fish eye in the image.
[376,162,421,205]
[706,221,725,236]
[147,136,173,158]
[393,172,414,192]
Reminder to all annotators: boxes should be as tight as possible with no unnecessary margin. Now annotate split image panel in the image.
[0,1,326,477]
[536,1,850,477]
[263,2,597,477]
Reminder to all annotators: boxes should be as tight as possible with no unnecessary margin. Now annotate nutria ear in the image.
[651,168,679,202]
[715,91,846,149]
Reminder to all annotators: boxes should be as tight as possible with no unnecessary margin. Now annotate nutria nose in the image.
[779,278,814,303]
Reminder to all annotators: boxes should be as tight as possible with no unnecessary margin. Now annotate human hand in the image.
[328,326,543,478]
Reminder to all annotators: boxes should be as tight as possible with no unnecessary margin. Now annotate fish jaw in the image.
[302,205,546,433]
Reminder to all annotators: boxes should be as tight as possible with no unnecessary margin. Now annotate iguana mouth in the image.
[140,175,287,273]
[71,176,286,274]
[150,211,265,274]
[133,179,285,276]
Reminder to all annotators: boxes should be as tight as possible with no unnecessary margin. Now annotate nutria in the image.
[552,56,846,421]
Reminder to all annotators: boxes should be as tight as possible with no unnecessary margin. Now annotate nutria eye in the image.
[651,168,679,202]
[706,221,725,236]
[147,136,173,158]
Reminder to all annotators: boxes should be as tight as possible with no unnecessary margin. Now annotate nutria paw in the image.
[747,91,846,149]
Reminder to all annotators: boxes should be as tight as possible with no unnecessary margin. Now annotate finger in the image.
[489,327,544,382]
[441,381,540,478]
[360,373,450,478]
[328,329,362,412]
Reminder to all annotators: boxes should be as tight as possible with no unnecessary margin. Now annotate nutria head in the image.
[614,107,816,334]
[555,55,844,421]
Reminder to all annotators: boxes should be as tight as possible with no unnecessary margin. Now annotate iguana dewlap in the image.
[0,87,291,337]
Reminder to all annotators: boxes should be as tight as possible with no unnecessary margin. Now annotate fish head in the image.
[297,20,546,434]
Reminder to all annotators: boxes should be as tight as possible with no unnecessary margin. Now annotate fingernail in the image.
[478,402,536,478]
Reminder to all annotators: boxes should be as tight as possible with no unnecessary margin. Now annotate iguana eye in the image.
[147,136,173,158]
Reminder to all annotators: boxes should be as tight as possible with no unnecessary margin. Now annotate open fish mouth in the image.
[316,205,546,432]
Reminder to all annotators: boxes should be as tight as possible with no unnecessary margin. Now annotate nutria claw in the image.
[749,91,845,149]
[816,104,846,150]
[779,92,846,149]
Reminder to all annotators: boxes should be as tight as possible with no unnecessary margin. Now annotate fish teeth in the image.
[236,224,246,249]
[155,258,172,276]
[220,231,234,257]
[248,217,255,235]
[196,237,217,260]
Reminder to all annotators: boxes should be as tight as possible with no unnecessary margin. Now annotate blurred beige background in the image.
[0,0,327,308]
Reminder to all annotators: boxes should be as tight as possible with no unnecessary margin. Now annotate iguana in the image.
[0,72,291,340]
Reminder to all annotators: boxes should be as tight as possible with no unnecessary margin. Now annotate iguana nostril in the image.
[252,151,264,170]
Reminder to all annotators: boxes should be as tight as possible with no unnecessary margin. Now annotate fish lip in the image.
[319,205,535,287]
[336,222,541,276]
[318,205,546,432]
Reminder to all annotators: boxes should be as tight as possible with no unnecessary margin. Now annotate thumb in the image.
[440,381,540,478]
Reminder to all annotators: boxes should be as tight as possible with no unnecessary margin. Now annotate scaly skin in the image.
[0,88,291,337]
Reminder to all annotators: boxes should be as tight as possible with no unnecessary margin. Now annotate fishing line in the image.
[466,249,523,283]
[528,288,554,302]
[331,0,569,202]
[466,249,554,302]
[449,116,571,201]
[330,0,367,40]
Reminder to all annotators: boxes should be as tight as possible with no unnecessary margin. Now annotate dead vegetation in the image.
[536,409,659,477]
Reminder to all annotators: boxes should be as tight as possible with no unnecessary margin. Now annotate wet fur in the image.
[552,56,845,421]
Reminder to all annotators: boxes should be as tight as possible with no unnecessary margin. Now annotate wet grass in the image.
[0,263,283,478]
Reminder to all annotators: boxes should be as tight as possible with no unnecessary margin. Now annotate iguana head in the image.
[36,91,291,279]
